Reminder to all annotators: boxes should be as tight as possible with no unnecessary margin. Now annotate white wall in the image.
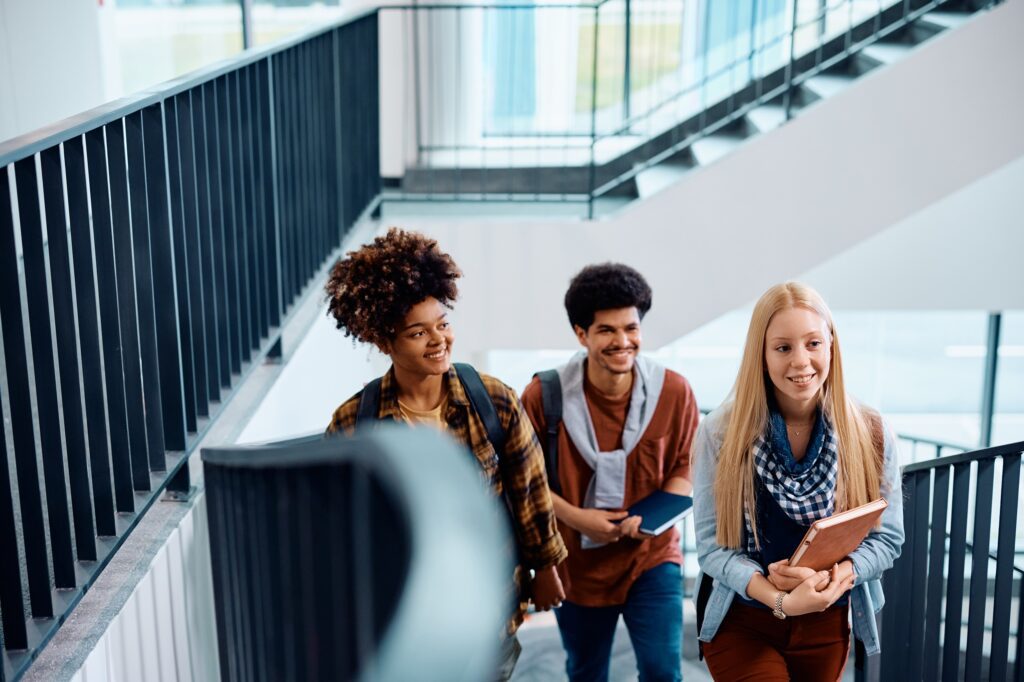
[0,0,113,143]
[235,311,389,444]
[70,496,220,682]
[390,0,1024,355]
[803,154,1024,311]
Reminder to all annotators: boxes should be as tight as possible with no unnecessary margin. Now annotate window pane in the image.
[112,0,244,96]
[993,310,1024,446]
[252,0,344,48]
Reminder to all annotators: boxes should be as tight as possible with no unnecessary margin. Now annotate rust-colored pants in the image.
[702,602,850,681]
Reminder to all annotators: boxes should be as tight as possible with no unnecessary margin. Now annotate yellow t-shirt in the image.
[397,396,449,432]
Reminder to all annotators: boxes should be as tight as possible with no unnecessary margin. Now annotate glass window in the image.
[252,0,344,48]
[487,309,1002,455]
[993,311,1024,446]
[834,311,988,451]
[111,0,244,97]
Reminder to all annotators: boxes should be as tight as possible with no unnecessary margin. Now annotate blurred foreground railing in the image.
[202,427,510,682]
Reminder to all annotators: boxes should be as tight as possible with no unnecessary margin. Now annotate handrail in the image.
[897,433,970,451]
[902,439,1024,473]
[962,538,1024,577]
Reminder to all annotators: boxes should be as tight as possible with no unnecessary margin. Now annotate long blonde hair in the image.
[714,282,881,549]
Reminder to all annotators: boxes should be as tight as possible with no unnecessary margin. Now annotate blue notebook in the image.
[627,491,694,536]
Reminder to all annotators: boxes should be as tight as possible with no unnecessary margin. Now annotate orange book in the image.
[788,498,888,570]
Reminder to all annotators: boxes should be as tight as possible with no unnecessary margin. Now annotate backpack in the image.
[354,363,522,561]
[533,370,563,496]
[355,362,506,454]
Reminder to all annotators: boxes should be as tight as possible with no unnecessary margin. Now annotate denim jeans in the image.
[554,562,683,682]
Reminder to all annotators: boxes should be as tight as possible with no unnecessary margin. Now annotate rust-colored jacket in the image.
[521,369,698,606]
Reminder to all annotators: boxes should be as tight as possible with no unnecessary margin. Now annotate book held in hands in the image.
[789,498,888,570]
[626,491,694,537]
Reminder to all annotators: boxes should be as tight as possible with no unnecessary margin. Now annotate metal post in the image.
[267,336,283,363]
[240,0,254,50]
[980,312,1001,448]
[749,0,761,89]
[783,0,799,120]
[165,460,194,501]
[623,0,632,124]
[587,4,599,219]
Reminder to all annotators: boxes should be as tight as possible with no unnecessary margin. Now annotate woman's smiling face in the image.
[763,306,831,414]
[385,297,454,377]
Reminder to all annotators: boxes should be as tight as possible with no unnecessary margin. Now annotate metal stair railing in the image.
[0,12,380,681]
[878,440,1024,682]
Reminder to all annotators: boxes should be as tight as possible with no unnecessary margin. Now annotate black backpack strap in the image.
[454,362,506,453]
[454,363,526,567]
[355,377,383,426]
[695,572,714,660]
[534,369,563,496]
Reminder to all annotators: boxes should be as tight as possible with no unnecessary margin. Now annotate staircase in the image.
[397,1,989,208]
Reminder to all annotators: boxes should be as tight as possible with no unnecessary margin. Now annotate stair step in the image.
[920,10,972,31]
[746,104,789,134]
[861,42,915,65]
[634,161,693,199]
[802,73,855,100]
[845,52,882,77]
[690,134,743,167]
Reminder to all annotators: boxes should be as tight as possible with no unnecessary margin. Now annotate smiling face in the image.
[575,306,642,378]
[383,297,453,378]
[763,305,832,415]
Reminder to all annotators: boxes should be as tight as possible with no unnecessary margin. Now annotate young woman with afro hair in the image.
[324,228,567,680]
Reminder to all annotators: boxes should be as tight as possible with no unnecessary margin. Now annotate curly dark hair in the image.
[324,227,461,348]
[564,262,652,330]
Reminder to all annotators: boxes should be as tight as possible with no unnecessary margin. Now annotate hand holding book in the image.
[623,491,694,537]
[775,562,857,617]
[767,557,855,593]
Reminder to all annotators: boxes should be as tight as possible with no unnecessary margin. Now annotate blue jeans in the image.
[554,562,683,682]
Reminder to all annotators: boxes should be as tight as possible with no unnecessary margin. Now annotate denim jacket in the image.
[692,406,904,655]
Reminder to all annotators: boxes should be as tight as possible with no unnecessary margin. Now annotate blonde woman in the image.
[692,282,904,680]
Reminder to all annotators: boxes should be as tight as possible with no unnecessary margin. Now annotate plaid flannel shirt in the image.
[327,364,568,633]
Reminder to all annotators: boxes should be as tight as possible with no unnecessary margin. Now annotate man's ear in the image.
[573,325,588,347]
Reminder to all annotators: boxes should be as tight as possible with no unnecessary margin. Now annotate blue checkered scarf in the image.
[745,410,838,553]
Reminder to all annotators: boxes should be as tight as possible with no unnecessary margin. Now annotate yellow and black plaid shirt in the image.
[327,364,568,633]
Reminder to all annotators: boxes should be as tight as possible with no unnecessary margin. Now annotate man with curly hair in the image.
[521,263,699,682]
[325,227,567,680]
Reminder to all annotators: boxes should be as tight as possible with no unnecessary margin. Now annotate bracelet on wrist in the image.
[771,591,788,620]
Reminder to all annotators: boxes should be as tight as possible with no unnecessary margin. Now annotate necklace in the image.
[785,420,814,437]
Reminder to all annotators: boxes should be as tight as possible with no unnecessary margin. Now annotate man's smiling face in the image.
[575,306,642,378]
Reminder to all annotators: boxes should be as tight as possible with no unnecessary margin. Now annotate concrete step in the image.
[802,73,857,101]
[746,104,789,135]
[690,129,748,167]
[920,10,973,31]
[861,42,916,66]
[634,161,694,199]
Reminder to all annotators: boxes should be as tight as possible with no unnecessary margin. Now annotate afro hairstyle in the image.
[564,262,652,331]
[324,227,461,349]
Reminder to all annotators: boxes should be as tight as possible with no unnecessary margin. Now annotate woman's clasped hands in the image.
[767,559,857,616]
